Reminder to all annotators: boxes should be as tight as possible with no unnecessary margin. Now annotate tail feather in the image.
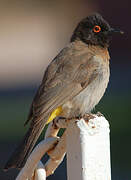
[4,119,46,170]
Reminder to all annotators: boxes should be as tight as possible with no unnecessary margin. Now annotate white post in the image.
[66,115,111,180]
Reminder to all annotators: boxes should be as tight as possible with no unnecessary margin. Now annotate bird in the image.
[4,13,123,170]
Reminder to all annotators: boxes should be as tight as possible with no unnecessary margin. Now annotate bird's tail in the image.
[4,118,47,170]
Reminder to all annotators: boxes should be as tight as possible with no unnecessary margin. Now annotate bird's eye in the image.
[93,25,101,33]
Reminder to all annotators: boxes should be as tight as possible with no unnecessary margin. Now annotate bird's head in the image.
[71,13,124,48]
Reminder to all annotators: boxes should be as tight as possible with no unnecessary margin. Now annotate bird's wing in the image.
[4,45,100,170]
[25,45,99,127]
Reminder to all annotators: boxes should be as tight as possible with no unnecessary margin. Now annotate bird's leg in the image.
[53,116,66,123]
[53,115,82,128]
[53,116,68,129]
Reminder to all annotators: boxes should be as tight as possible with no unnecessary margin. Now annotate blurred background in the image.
[0,0,131,179]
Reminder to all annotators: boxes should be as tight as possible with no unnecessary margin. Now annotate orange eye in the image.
[93,25,101,33]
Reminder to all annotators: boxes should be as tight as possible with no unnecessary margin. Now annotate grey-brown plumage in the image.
[4,13,123,170]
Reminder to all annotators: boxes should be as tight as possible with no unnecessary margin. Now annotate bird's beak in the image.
[108,28,124,35]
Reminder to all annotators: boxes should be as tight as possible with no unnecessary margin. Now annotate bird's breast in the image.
[62,64,110,117]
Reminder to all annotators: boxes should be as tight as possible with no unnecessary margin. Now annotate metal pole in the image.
[66,116,111,180]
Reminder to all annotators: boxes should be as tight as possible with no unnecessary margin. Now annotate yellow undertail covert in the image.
[46,106,63,124]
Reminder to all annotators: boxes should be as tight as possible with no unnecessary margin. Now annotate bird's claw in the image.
[96,112,104,117]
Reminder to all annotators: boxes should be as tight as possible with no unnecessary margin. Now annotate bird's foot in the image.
[96,111,104,117]
[67,115,82,121]
[53,116,69,129]
[53,116,66,124]
[74,115,83,120]
[82,113,95,121]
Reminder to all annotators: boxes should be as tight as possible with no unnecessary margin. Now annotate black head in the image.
[71,13,123,48]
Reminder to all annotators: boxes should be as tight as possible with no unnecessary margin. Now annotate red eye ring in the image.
[93,25,101,33]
